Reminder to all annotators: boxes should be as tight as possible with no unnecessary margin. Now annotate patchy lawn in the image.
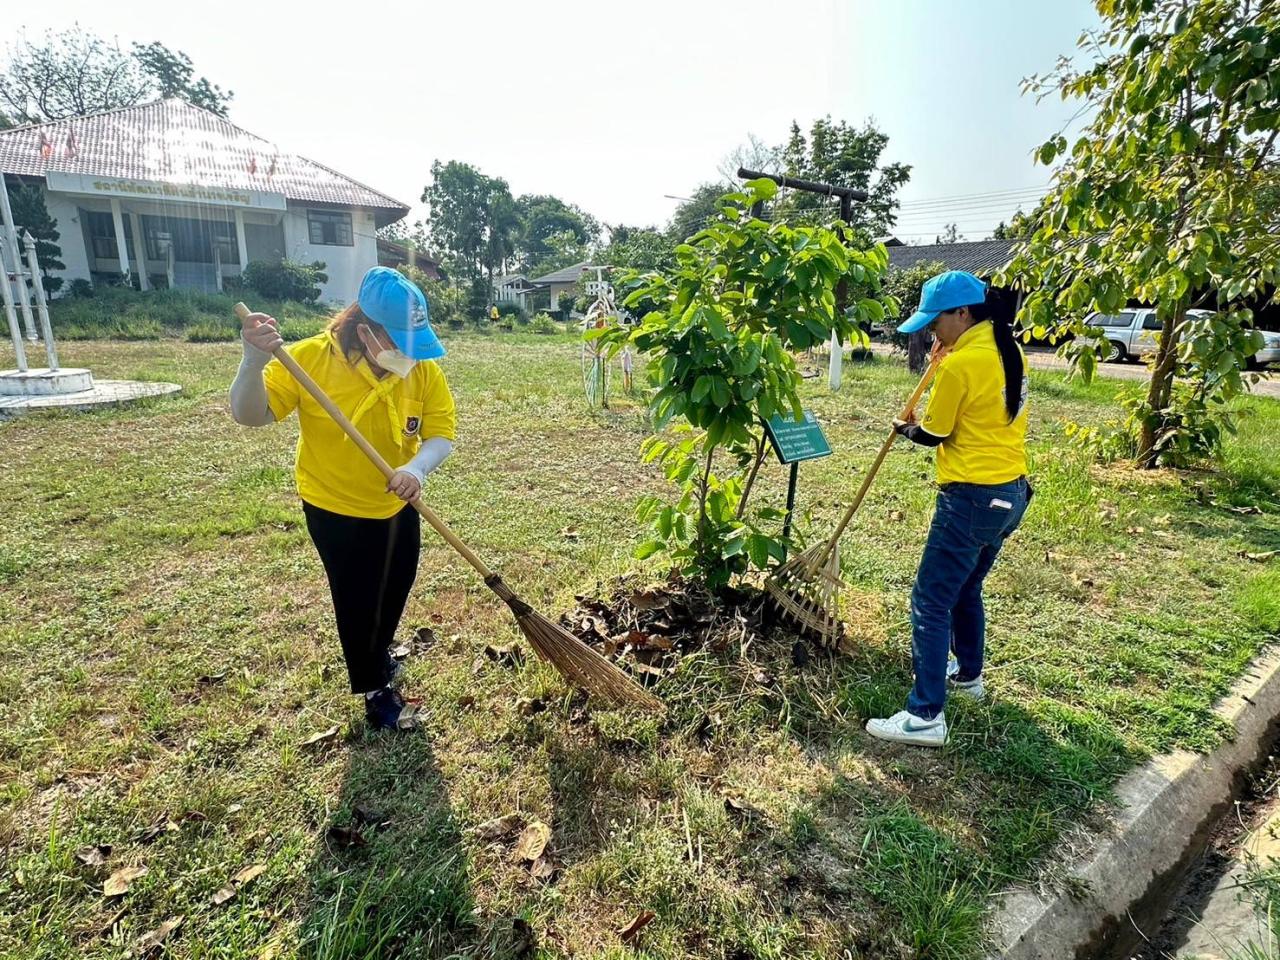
[1,333,1278,960]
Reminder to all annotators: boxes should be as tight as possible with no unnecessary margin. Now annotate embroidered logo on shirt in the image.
[404,416,420,437]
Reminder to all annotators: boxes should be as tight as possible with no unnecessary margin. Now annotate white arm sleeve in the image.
[229,344,276,427]
[398,436,454,483]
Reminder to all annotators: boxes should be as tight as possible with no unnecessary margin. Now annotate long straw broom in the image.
[234,303,663,714]
[765,346,946,648]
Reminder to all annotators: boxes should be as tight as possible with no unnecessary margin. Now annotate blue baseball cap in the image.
[357,267,445,361]
[898,270,988,335]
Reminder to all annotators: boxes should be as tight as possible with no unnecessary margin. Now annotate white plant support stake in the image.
[828,328,843,392]
[23,231,57,371]
[0,238,27,372]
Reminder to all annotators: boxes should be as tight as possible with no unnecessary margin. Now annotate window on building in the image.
[84,210,132,261]
[141,216,240,265]
[307,210,353,246]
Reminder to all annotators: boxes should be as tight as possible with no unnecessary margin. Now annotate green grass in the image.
[1,334,1278,959]
[49,287,330,341]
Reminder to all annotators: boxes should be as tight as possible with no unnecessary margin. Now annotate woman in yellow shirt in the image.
[865,270,1031,748]
[230,268,456,731]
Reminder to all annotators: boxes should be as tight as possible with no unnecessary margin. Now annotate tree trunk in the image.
[695,447,716,565]
[907,330,930,374]
[735,432,768,520]
[1136,305,1186,469]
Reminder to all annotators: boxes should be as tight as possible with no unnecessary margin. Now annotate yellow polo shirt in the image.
[263,331,456,519]
[919,321,1029,486]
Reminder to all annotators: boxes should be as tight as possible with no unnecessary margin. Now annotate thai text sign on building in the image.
[46,172,287,211]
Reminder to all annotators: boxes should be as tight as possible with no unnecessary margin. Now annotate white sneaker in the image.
[865,710,947,747]
[949,674,986,701]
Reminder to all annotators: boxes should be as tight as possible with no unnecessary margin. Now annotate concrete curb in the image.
[990,645,1280,959]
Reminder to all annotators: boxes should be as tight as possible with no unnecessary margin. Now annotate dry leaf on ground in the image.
[619,910,656,943]
[103,866,147,897]
[514,821,552,862]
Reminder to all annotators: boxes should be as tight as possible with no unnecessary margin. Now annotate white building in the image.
[492,274,542,312]
[0,99,409,304]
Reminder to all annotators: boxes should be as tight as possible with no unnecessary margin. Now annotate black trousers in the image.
[303,501,421,693]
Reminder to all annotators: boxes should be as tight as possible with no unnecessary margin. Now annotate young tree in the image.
[600,180,897,586]
[1004,0,1280,468]
[0,27,231,123]
[6,181,64,293]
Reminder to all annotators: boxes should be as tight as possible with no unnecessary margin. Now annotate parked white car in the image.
[1085,308,1280,369]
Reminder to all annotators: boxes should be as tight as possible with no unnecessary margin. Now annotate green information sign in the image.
[763,409,832,464]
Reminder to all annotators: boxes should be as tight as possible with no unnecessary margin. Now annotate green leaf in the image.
[635,539,666,561]
[698,307,730,340]
[706,419,727,448]
[746,535,772,570]
[692,375,713,403]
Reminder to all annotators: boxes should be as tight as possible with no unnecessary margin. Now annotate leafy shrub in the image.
[240,259,328,303]
[497,302,528,325]
[530,313,561,335]
[65,278,94,299]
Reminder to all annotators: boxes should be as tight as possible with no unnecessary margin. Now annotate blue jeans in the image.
[906,477,1031,720]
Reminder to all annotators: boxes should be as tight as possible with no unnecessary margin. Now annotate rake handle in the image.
[815,347,946,565]
[233,302,496,581]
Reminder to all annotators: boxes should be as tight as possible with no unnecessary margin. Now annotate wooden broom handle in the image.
[234,302,495,580]
[816,346,947,563]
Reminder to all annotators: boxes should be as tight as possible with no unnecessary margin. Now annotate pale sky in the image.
[14,0,1100,242]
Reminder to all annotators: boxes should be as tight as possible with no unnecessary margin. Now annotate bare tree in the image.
[0,27,149,124]
[0,26,231,125]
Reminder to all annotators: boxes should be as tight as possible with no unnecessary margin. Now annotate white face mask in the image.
[360,323,417,377]
[373,347,416,378]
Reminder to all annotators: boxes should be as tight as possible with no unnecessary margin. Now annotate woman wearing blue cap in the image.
[229,267,455,731]
[865,270,1031,747]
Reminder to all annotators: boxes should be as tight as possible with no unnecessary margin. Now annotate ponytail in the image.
[968,295,1024,423]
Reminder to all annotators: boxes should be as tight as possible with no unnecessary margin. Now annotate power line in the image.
[894,185,1050,207]
[893,194,1042,213]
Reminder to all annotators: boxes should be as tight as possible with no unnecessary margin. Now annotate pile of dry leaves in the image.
[559,574,794,682]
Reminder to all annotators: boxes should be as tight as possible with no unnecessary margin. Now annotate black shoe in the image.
[365,687,408,731]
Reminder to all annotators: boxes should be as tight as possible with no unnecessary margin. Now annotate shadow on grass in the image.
[767,649,1140,959]
[297,731,483,960]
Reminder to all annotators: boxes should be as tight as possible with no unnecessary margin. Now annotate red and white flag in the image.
[39,132,53,159]
[64,128,79,159]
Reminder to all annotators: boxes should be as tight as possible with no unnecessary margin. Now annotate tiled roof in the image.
[886,238,1016,278]
[532,261,595,284]
[0,99,409,219]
